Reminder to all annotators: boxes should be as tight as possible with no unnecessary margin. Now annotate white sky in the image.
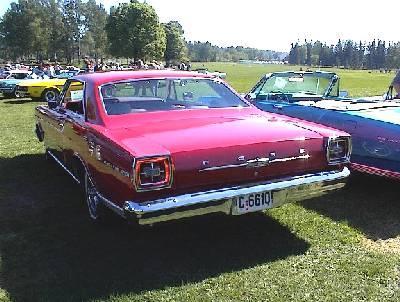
[0,0,398,52]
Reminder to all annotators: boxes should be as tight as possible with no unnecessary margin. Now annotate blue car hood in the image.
[0,79,24,85]
[346,107,400,125]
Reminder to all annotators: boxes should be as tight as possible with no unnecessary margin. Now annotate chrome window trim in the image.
[59,79,87,119]
[97,77,249,116]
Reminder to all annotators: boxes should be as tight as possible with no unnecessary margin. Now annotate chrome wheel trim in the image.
[85,174,100,220]
[14,89,21,98]
[44,90,57,102]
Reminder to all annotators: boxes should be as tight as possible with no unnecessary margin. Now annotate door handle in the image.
[273,104,284,110]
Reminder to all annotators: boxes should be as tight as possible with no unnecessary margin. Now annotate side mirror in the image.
[339,90,349,98]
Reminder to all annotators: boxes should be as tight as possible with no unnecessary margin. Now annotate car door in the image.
[36,98,67,161]
[57,80,88,172]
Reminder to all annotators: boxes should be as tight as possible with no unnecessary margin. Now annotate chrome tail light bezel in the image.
[132,155,174,192]
[326,136,352,165]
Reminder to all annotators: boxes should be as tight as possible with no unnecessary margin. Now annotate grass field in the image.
[0,65,400,302]
[192,62,394,97]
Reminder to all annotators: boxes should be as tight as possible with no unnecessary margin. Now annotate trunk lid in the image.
[106,109,328,193]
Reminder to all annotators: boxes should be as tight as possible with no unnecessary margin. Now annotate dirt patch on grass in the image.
[362,236,400,255]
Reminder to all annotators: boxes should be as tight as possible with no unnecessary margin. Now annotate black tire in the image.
[13,88,21,98]
[41,88,59,103]
[3,92,13,99]
[84,172,107,222]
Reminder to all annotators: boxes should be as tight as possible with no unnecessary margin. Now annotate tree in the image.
[105,0,166,60]
[163,21,187,64]
[80,0,108,60]
[0,0,46,60]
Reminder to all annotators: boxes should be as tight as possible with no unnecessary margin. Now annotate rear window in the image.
[100,78,247,115]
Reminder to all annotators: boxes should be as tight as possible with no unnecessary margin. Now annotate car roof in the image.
[73,70,214,86]
[8,70,30,73]
[269,70,336,77]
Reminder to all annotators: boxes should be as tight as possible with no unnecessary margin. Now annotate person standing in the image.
[392,69,400,98]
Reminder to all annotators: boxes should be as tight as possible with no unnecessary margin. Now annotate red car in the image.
[34,70,351,225]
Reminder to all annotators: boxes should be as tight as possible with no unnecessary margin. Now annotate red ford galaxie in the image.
[34,70,351,225]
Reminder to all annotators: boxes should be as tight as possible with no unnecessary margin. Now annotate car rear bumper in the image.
[122,167,350,225]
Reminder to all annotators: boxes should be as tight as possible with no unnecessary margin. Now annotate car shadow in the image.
[3,98,38,105]
[0,154,310,301]
[301,172,400,241]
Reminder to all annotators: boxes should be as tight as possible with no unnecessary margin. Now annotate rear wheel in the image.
[84,172,107,221]
[41,88,59,103]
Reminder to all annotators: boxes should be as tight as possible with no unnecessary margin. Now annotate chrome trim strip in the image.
[47,150,80,184]
[124,167,350,225]
[351,163,400,180]
[97,192,126,217]
[269,154,310,163]
[199,154,310,172]
[199,163,247,171]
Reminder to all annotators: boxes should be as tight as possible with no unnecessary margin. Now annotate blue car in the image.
[247,71,400,180]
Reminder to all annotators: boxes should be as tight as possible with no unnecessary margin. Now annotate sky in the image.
[0,0,398,52]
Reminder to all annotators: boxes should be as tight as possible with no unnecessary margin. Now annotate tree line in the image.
[288,40,400,69]
[0,0,187,64]
[0,0,284,65]
[187,42,286,62]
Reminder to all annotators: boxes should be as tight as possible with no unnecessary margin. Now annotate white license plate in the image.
[234,191,273,214]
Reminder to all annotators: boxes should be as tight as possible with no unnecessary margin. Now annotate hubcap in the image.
[85,175,99,219]
[45,91,57,102]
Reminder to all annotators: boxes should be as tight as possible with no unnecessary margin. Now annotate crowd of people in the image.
[1,57,194,79]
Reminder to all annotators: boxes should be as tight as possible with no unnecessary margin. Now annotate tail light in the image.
[326,136,352,165]
[133,156,173,191]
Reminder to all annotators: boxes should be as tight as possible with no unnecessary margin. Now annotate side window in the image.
[61,80,85,115]
[15,73,27,80]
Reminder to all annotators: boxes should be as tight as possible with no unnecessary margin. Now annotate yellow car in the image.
[16,71,79,102]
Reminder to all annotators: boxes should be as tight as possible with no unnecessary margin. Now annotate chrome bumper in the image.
[123,167,350,225]
[0,87,14,93]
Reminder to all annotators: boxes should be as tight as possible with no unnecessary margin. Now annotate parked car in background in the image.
[247,71,400,180]
[0,71,31,97]
[35,70,350,225]
[16,70,80,102]
[0,69,30,80]
[194,68,227,79]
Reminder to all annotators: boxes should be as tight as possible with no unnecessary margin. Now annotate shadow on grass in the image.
[0,154,309,301]
[301,172,400,241]
[3,98,39,105]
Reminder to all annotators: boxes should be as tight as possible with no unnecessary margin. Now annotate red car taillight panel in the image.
[133,156,173,192]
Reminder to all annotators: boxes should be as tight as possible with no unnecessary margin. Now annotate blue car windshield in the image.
[257,74,333,95]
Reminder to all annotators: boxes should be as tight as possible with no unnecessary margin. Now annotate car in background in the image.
[0,69,30,80]
[194,68,227,79]
[247,71,400,180]
[34,70,351,225]
[16,70,80,102]
[0,70,32,97]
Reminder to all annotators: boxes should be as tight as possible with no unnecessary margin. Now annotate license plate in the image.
[234,191,273,215]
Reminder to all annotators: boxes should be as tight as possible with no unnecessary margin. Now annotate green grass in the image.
[192,62,394,96]
[1,66,400,301]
